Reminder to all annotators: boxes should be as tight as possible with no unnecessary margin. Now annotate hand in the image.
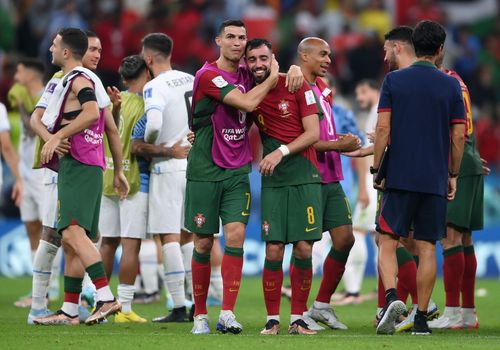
[480,158,490,176]
[259,149,283,176]
[342,149,362,157]
[338,133,361,152]
[114,171,129,200]
[187,130,195,145]
[169,140,191,159]
[357,187,370,209]
[285,64,304,93]
[11,179,22,207]
[55,138,71,157]
[267,54,280,86]
[373,173,385,191]
[366,131,376,143]
[41,133,63,164]
[107,86,121,109]
[447,176,457,201]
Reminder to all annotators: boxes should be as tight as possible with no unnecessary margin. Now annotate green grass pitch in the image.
[0,276,498,349]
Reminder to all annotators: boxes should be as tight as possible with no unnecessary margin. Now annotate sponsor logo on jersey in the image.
[144,88,152,99]
[194,213,206,228]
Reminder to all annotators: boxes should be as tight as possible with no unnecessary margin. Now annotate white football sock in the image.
[96,284,114,302]
[31,240,58,310]
[48,247,63,296]
[342,231,368,294]
[312,232,331,275]
[162,242,185,308]
[61,302,79,317]
[209,265,223,300]
[82,273,95,291]
[118,284,135,313]
[181,241,194,297]
[138,240,159,294]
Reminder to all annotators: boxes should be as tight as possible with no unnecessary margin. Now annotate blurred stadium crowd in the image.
[0,0,499,194]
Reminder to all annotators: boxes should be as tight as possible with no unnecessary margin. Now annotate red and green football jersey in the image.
[187,62,253,181]
[444,69,483,177]
[253,75,321,187]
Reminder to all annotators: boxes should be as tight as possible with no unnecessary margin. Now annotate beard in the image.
[252,68,271,84]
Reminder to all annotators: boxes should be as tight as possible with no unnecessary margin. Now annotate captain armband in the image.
[77,87,97,105]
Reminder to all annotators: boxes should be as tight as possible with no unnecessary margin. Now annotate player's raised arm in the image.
[222,55,279,112]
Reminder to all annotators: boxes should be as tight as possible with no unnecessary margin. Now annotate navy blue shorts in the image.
[376,189,446,242]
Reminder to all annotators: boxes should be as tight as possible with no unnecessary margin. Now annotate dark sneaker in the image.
[152,306,189,323]
[260,319,280,335]
[412,319,432,335]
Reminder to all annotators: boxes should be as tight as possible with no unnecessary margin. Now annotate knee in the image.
[121,239,141,255]
[266,243,284,261]
[102,237,120,249]
[223,223,245,247]
[338,233,355,252]
[293,241,312,259]
[195,236,213,254]
[42,226,61,247]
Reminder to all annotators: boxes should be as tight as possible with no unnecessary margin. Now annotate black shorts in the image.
[376,188,446,242]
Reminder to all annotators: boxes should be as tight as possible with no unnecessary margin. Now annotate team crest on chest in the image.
[194,213,206,228]
[262,221,270,235]
[278,100,290,117]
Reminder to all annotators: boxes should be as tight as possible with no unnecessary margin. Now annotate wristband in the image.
[369,166,379,174]
[449,171,458,178]
[278,145,290,156]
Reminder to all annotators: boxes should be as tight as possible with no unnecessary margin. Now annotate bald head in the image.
[298,37,331,82]
[298,37,329,56]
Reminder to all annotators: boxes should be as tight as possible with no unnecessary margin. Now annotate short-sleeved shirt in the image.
[131,115,150,193]
[0,103,11,187]
[377,61,466,197]
[103,91,144,196]
[252,75,320,187]
[7,83,42,181]
[35,71,64,109]
[443,69,483,177]
[143,70,193,174]
[187,64,253,181]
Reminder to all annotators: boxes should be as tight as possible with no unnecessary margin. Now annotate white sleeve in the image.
[0,104,10,133]
[143,82,165,144]
[36,77,60,109]
[144,108,163,144]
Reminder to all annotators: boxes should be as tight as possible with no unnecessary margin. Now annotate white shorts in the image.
[42,182,58,228]
[352,174,378,232]
[147,171,185,234]
[20,170,44,222]
[99,192,148,239]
